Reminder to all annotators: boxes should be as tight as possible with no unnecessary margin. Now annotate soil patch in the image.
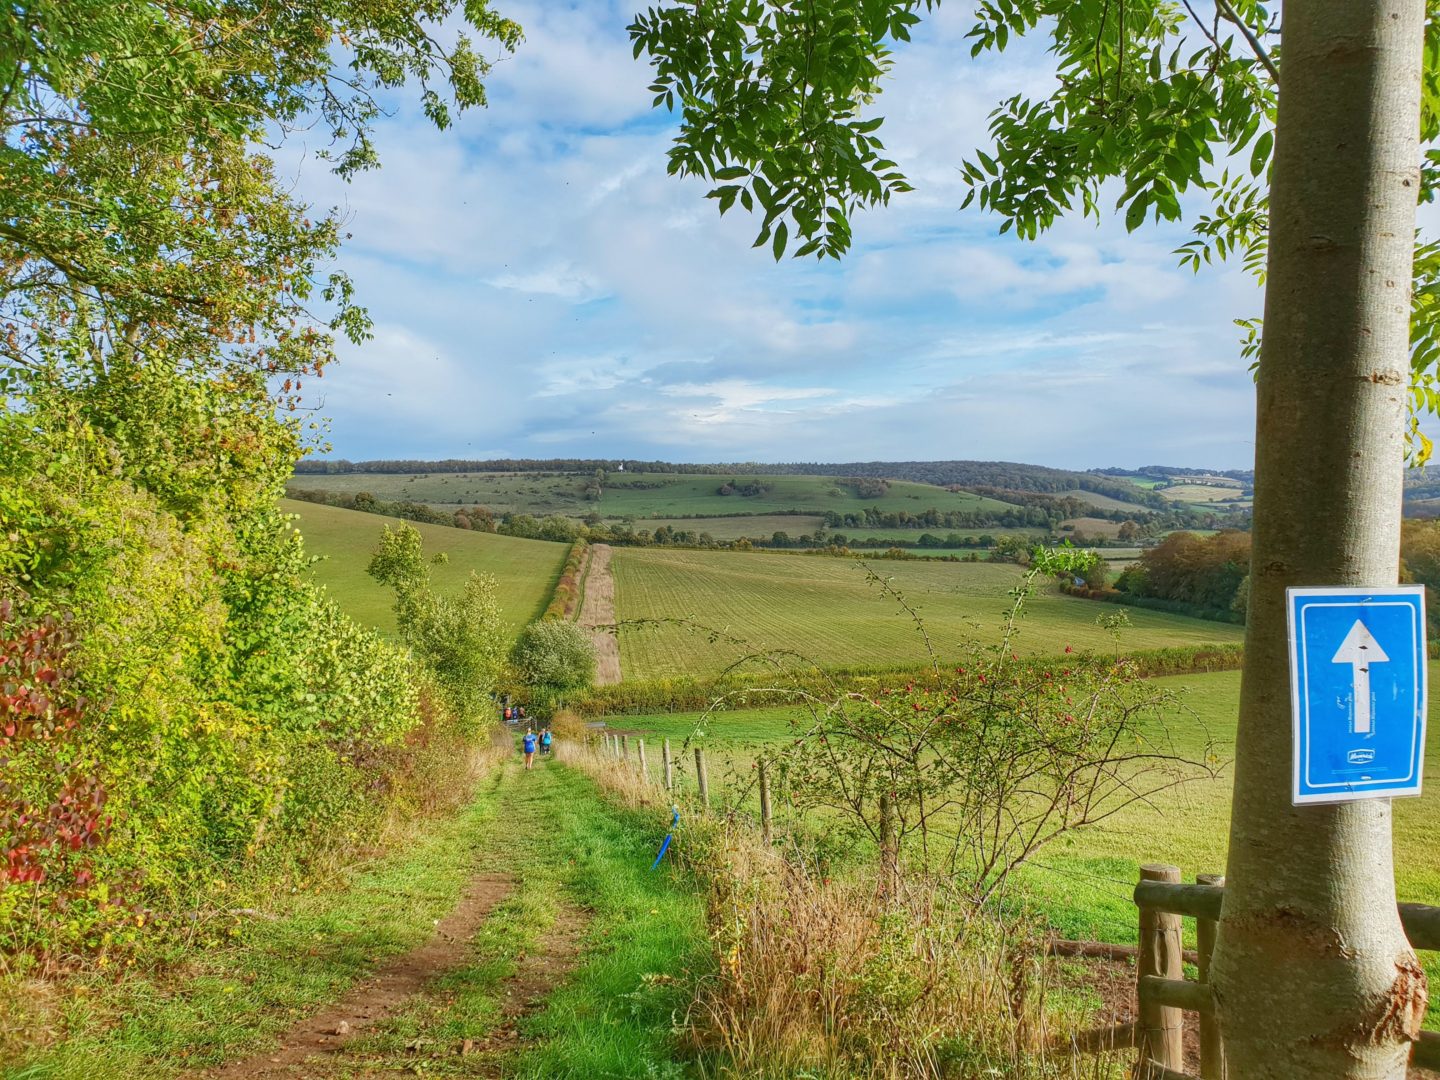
[209,872,515,1079]
[577,544,621,685]
[1048,955,1201,1074]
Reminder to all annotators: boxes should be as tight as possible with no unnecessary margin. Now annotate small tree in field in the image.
[511,619,597,690]
[779,547,1211,902]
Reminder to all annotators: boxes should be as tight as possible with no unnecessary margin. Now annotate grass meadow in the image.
[284,499,570,638]
[611,670,1440,965]
[611,547,1243,680]
[287,470,1022,518]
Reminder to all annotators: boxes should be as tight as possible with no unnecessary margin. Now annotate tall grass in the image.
[558,738,1127,1079]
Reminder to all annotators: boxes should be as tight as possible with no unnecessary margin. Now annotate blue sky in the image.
[286,1,1269,470]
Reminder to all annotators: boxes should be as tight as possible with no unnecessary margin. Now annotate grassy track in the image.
[284,499,569,637]
[4,754,709,1079]
[611,548,1242,679]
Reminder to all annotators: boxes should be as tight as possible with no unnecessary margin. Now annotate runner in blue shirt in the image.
[522,729,537,770]
[540,729,552,755]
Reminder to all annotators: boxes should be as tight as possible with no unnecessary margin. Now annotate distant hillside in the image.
[1097,465,1255,483]
[295,457,1170,508]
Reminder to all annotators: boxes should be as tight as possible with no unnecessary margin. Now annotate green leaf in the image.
[1124,193,1150,232]
[1249,130,1273,178]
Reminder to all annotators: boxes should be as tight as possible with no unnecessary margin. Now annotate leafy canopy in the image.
[1,0,522,414]
[629,0,1440,458]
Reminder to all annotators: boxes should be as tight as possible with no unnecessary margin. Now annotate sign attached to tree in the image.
[1288,586,1428,805]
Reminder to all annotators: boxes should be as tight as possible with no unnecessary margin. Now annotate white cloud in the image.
[283,1,1263,470]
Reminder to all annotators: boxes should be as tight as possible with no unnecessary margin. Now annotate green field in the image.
[285,499,569,637]
[290,470,1030,518]
[611,547,1242,679]
[613,670,1440,952]
[1163,482,1253,509]
[831,525,1040,543]
[637,513,826,539]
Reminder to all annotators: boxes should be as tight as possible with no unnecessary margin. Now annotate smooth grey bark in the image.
[1211,3,1429,1077]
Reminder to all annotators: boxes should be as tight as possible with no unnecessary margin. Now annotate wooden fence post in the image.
[1196,872,1226,1080]
[1137,864,1184,1073]
[695,747,709,810]
[621,734,629,762]
[879,791,898,898]
[663,738,674,790]
[637,738,648,782]
[758,760,772,843]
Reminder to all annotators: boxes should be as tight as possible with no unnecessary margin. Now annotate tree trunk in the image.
[1211,4,1428,1077]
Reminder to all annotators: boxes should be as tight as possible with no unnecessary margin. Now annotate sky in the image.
[285,1,1270,471]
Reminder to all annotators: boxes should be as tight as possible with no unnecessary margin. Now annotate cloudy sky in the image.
[287,1,1268,470]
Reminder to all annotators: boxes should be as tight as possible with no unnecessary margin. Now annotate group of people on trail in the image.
[503,704,527,722]
[521,727,552,770]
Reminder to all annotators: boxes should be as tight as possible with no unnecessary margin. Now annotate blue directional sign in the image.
[1288,586,1427,805]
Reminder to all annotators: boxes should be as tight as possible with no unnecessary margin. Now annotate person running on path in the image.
[540,728,552,756]
[522,729,537,770]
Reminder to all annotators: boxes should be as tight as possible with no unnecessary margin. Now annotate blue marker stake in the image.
[651,807,680,870]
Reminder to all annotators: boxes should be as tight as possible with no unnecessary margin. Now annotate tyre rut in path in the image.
[206,761,596,1080]
[460,895,590,1077]
[577,543,621,685]
[209,871,516,1080]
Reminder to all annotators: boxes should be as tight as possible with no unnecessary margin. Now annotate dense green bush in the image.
[511,619,597,689]
[366,523,508,720]
[0,399,445,961]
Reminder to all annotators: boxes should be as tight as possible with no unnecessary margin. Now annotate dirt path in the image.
[211,872,516,1080]
[577,543,621,685]
[208,761,596,1080]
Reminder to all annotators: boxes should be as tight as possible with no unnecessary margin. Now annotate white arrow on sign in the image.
[1332,620,1390,735]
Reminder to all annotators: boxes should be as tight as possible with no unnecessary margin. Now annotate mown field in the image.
[287,469,1158,520]
[284,499,569,637]
[1162,482,1253,509]
[610,548,1243,679]
[829,524,1040,543]
[613,670,1440,952]
[640,513,825,539]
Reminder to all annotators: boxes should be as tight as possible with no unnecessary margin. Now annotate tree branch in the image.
[1214,0,1279,83]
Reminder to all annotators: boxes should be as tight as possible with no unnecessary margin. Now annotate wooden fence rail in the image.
[1127,863,1440,1079]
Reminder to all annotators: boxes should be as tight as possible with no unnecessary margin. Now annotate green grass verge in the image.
[4,769,509,1079]
[283,498,570,638]
[611,547,1243,680]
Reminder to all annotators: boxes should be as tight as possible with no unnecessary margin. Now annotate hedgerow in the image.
[534,641,1243,717]
[0,405,473,966]
[541,540,589,620]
